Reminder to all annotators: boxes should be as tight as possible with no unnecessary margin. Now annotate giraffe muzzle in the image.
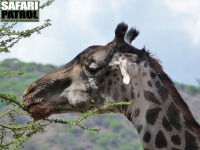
[27,102,53,120]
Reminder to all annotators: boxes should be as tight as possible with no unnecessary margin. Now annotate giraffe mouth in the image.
[26,102,53,121]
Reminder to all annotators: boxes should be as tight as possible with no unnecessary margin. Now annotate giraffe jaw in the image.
[27,102,53,120]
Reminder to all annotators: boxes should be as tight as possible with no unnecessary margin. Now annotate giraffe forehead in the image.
[109,53,140,69]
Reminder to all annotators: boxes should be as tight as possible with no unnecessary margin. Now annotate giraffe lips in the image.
[27,102,53,120]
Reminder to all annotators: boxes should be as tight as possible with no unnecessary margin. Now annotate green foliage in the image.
[0,0,54,52]
[0,59,55,98]
[175,82,200,94]
[95,133,110,146]
[0,109,47,150]
[0,21,51,53]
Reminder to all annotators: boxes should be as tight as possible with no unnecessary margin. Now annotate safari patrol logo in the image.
[0,0,39,22]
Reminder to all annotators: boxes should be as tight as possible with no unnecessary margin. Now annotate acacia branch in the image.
[0,94,24,109]
[0,19,52,53]
[0,120,44,131]
[0,71,23,76]
[0,109,26,118]
[44,101,131,132]
[72,101,131,123]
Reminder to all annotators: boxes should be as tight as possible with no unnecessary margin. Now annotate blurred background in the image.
[0,0,200,149]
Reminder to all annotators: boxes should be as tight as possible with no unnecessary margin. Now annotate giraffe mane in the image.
[149,55,200,140]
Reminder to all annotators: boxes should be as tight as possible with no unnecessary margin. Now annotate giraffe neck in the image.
[122,61,200,149]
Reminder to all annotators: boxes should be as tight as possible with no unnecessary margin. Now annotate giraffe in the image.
[23,22,200,149]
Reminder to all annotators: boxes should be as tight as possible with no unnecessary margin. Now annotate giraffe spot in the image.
[155,80,161,88]
[146,108,161,125]
[150,72,156,79]
[97,76,104,83]
[171,135,181,145]
[144,62,147,67]
[144,90,161,105]
[167,103,181,131]
[144,149,150,150]
[113,73,117,77]
[184,116,200,132]
[185,131,199,150]
[149,62,153,68]
[137,125,143,134]
[172,148,181,150]
[117,77,120,81]
[162,116,172,131]
[107,87,111,93]
[121,85,126,93]
[147,81,152,87]
[124,98,129,102]
[114,68,118,72]
[137,92,140,98]
[113,89,119,100]
[131,92,134,99]
[156,81,169,102]
[142,72,147,77]
[143,131,151,143]
[126,111,132,122]
[155,130,167,148]
[108,79,112,86]
[105,70,111,76]
[135,82,138,86]
[76,101,86,108]
[134,108,140,118]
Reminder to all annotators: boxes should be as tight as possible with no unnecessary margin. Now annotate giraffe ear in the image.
[119,60,130,84]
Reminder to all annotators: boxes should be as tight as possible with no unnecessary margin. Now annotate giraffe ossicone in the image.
[23,22,200,149]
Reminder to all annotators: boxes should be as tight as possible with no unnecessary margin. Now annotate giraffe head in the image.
[22,22,146,120]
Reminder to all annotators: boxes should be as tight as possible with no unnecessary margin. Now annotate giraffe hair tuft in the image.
[115,22,128,41]
[125,27,139,44]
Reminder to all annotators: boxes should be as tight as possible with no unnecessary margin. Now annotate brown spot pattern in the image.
[143,131,151,143]
[171,135,181,145]
[156,81,169,102]
[155,130,167,148]
[146,108,161,125]
[134,108,140,118]
[144,90,161,105]
[167,103,181,131]
[185,131,198,150]
[147,81,152,87]
[121,85,126,93]
[162,116,173,131]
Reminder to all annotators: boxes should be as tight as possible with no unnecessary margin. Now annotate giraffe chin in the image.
[27,102,53,121]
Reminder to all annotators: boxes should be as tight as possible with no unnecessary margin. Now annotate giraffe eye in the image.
[86,62,99,74]
[87,67,98,74]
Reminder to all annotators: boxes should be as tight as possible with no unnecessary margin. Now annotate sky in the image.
[0,0,200,85]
